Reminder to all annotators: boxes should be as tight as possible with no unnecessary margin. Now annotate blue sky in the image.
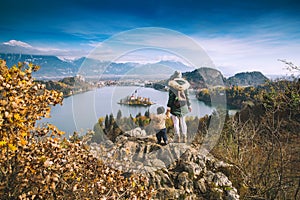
[1,0,300,75]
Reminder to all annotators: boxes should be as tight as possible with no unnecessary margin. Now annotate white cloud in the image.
[195,35,300,76]
[1,39,88,58]
[87,28,213,68]
[111,50,190,65]
[3,27,299,77]
[3,40,32,48]
[87,41,103,47]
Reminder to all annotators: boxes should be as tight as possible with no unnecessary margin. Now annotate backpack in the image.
[174,90,187,108]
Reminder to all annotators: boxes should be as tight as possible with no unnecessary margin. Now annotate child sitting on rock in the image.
[150,106,168,145]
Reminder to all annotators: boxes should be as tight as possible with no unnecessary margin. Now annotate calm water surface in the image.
[39,86,215,135]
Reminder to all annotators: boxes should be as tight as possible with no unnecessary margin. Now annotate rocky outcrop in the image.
[90,128,240,199]
[183,67,225,89]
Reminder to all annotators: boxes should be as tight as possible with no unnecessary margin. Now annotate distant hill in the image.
[35,76,93,97]
[0,53,81,78]
[183,69,269,89]
[153,68,269,90]
[227,71,269,86]
[183,67,225,88]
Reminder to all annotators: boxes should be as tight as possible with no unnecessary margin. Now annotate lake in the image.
[39,86,215,135]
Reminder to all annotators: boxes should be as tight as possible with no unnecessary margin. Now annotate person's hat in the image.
[170,71,182,80]
[157,106,165,114]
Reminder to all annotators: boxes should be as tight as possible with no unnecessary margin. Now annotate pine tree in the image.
[136,112,141,118]
[105,114,109,130]
[138,117,144,127]
[117,110,122,121]
[109,113,114,129]
[144,109,150,118]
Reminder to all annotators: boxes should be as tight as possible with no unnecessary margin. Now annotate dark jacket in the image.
[167,78,191,117]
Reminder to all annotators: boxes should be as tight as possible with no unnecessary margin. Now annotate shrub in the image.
[0,60,153,199]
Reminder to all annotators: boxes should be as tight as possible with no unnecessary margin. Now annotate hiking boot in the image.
[173,135,180,143]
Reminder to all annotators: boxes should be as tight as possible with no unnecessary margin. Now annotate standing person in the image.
[150,106,168,145]
[167,71,192,143]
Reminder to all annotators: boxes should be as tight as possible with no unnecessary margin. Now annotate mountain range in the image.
[183,68,268,88]
[0,53,192,79]
[0,52,269,86]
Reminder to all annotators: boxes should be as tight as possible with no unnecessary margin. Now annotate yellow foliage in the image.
[201,88,210,94]
[19,138,27,146]
[98,117,105,125]
[20,131,27,137]
[132,181,136,187]
[0,141,7,147]
[8,144,17,151]
[0,60,154,199]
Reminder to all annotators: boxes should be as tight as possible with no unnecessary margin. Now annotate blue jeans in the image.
[156,128,167,144]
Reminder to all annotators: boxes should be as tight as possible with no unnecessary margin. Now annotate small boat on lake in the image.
[118,89,154,107]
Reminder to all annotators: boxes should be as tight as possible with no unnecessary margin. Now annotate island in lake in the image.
[118,89,154,107]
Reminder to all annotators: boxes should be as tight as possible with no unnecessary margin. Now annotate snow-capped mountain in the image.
[0,53,193,79]
[0,40,199,79]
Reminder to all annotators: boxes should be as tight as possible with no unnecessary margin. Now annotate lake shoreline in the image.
[40,86,216,134]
